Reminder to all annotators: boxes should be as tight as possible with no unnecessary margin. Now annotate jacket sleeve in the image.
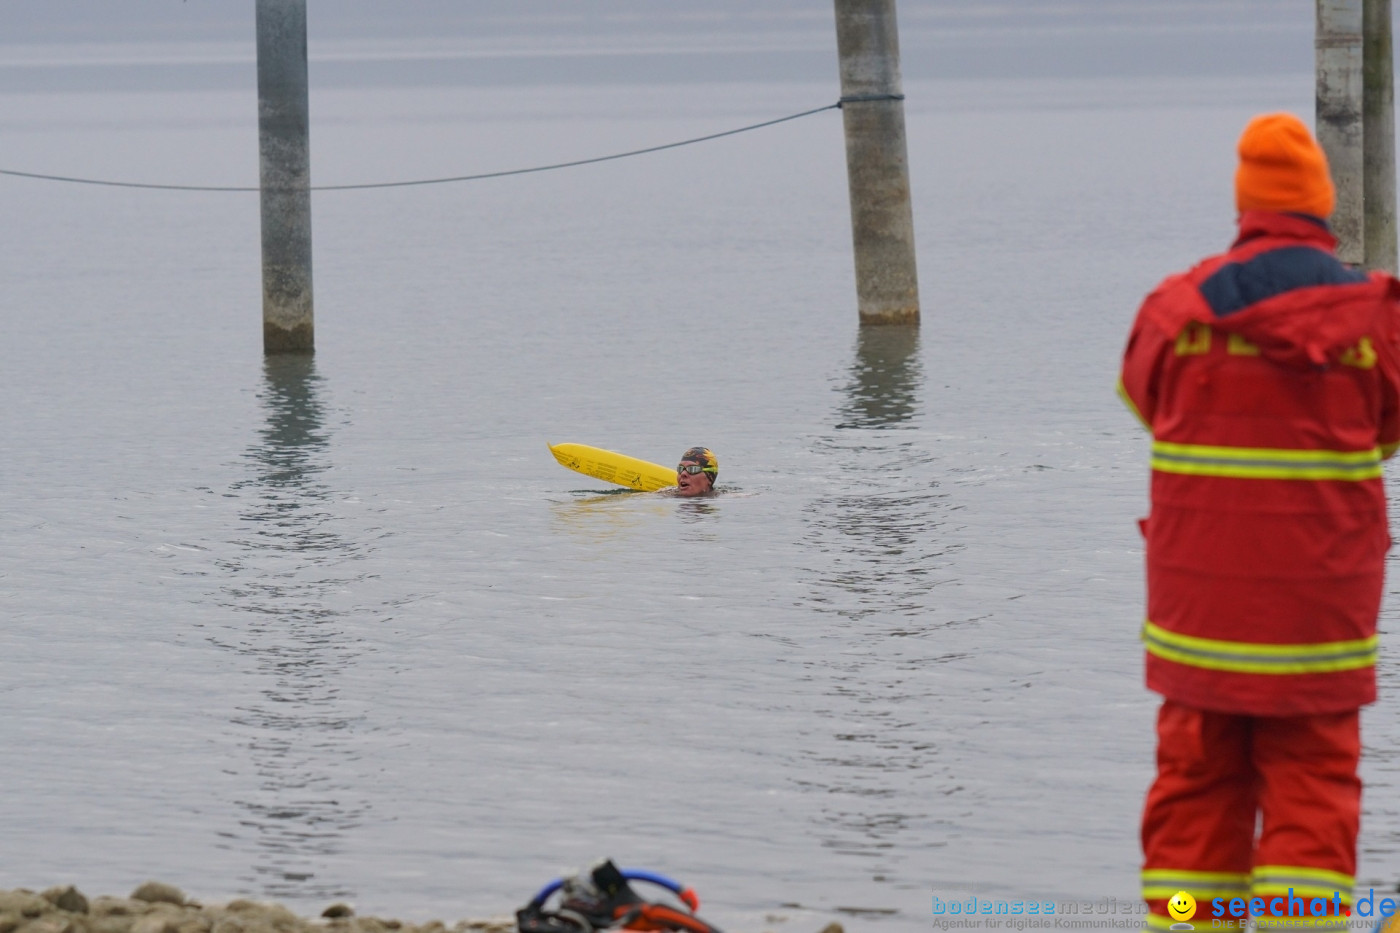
[1379,361,1400,460]
[1118,310,1170,432]
[1377,292,1400,459]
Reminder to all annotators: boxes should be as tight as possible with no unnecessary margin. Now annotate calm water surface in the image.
[2,61,1399,933]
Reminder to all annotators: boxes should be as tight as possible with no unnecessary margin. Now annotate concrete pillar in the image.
[257,0,314,354]
[1364,0,1397,272]
[833,0,920,326]
[1317,0,1365,264]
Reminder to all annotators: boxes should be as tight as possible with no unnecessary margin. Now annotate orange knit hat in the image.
[1235,112,1335,218]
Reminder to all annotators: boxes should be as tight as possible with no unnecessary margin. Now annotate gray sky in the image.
[0,1,1315,91]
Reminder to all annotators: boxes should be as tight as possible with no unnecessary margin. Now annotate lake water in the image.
[2,23,1398,933]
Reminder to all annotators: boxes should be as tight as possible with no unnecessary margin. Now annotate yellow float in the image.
[548,442,676,491]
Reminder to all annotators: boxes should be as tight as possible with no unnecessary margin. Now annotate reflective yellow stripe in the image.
[1252,865,1354,886]
[1142,869,1250,901]
[1249,888,1350,904]
[1151,441,1382,481]
[1246,866,1353,921]
[1382,440,1400,459]
[1143,620,1378,675]
[1118,378,1150,430]
[1142,870,1250,918]
[1250,887,1349,903]
[1252,866,1354,902]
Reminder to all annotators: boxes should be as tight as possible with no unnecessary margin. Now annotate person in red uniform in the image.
[1119,113,1400,931]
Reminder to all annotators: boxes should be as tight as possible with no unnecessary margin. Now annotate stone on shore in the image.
[40,889,89,916]
[129,886,184,909]
[0,888,514,933]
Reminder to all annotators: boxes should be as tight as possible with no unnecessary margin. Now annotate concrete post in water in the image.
[1317,0,1365,265]
[257,0,314,353]
[833,0,920,325]
[1364,0,1397,272]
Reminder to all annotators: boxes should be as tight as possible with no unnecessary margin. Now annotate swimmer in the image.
[674,447,718,498]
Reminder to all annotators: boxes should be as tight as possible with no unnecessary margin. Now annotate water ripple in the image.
[214,356,371,902]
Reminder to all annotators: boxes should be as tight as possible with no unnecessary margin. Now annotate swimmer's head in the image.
[676,447,717,497]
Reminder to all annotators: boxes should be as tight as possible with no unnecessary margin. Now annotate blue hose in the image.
[527,869,687,908]
[526,879,565,908]
[619,870,686,897]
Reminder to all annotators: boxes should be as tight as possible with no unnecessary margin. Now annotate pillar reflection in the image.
[806,326,941,623]
[216,355,368,902]
[796,325,955,887]
[836,324,922,430]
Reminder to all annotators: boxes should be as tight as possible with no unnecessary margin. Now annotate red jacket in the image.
[1119,211,1400,715]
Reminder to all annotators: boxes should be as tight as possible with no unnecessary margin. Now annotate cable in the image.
[0,101,842,194]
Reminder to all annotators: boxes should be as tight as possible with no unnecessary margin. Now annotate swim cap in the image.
[680,446,718,479]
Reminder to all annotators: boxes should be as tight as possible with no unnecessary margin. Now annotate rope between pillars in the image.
[0,101,844,194]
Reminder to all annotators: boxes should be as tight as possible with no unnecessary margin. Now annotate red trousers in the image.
[1141,700,1361,930]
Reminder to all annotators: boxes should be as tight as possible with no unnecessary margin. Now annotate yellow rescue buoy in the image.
[548,442,677,491]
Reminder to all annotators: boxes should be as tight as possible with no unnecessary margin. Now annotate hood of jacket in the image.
[1140,211,1398,369]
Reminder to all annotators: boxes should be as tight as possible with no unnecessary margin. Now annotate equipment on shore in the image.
[548,443,676,492]
[516,859,723,933]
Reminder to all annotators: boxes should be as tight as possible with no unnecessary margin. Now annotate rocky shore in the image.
[0,884,844,933]
[0,884,514,933]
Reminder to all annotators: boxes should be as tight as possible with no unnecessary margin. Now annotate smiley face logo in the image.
[1168,891,1196,923]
